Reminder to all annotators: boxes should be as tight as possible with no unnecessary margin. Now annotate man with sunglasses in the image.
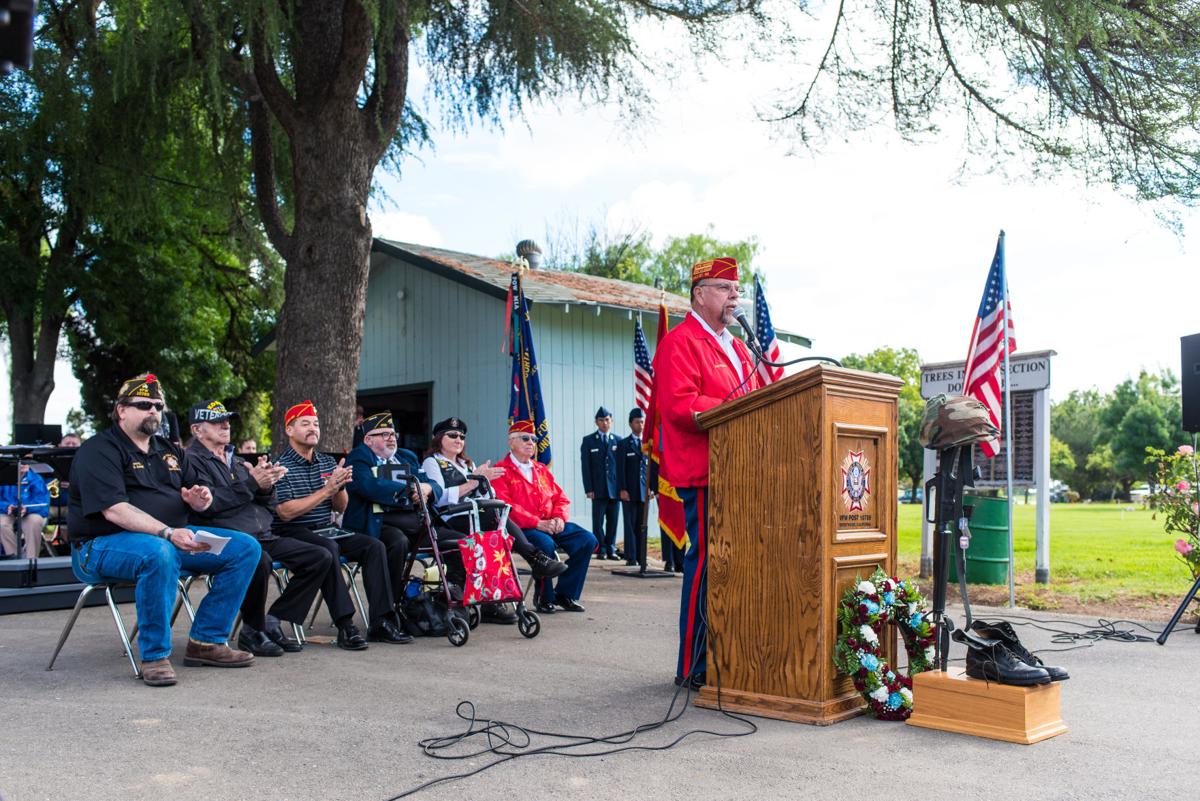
[491,420,597,614]
[653,258,763,690]
[67,374,262,686]
[343,410,443,636]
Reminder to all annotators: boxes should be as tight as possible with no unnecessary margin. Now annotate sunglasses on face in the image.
[514,435,535,443]
[126,401,164,412]
[444,432,466,440]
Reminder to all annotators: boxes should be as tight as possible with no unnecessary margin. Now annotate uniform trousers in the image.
[238,535,334,630]
[661,527,686,572]
[591,498,620,556]
[523,523,597,602]
[676,486,709,681]
[620,500,645,564]
[274,524,392,627]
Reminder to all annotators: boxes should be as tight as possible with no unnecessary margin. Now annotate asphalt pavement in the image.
[1,560,1195,801]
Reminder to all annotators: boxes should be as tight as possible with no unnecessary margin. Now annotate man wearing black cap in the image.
[66,374,261,686]
[344,410,445,637]
[184,400,333,656]
[580,406,622,560]
[617,408,650,566]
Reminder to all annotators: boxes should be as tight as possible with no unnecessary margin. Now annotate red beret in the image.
[284,400,318,426]
[508,419,535,435]
[691,257,739,285]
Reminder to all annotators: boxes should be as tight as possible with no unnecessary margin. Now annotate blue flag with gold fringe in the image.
[506,271,552,465]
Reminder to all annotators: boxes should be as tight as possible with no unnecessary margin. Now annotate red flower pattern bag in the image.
[457,530,522,605]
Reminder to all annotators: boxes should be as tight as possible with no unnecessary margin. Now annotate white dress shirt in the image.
[690,310,745,381]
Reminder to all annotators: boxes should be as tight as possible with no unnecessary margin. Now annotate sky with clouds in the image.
[5,15,1199,437]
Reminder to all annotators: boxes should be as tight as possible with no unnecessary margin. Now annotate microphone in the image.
[732,308,765,359]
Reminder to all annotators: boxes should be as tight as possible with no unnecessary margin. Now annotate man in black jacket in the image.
[580,406,622,559]
[184,400,334,656]
[616,408,649,566]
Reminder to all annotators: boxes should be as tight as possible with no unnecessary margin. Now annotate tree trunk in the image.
[5,315,56,430]
[270,118,375,453]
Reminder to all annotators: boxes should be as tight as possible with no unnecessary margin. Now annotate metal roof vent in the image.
[516,239,543,269]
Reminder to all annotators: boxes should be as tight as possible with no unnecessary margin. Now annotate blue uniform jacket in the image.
[1,470,50,516]
[580,431,620,498]
[616,434,647,502]
[343,444,441,538]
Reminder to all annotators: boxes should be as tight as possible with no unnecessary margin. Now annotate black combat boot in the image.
[970,620,1069,681]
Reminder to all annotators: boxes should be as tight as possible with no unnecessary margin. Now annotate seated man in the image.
[67,374,260,687]
[184,399,335,656]
[1,462,50,558]
[272,400,409,648]
[491,420,597,614]
[343,410,443,627]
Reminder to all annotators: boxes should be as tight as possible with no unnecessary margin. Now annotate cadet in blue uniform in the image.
[616,408,649,566]
[580,406,621,559]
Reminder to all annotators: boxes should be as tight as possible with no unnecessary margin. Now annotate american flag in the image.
[633,319,653,413]
[753,277,784,384]
[963,232,1016,458]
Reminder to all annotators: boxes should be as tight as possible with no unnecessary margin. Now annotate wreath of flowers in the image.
[833,568,935,721]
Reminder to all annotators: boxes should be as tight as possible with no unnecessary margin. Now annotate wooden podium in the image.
[693,364,902,725]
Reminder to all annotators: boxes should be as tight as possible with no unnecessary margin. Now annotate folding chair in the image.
[305,558,368,630]
[46,582,141,678]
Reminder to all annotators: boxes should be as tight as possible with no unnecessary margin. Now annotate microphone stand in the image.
[612,444,673,579]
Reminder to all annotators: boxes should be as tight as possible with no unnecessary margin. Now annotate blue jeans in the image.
[71,527,261,661]
[523,522,597,602]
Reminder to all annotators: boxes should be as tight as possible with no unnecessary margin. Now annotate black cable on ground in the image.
[981,613,1162,651]
[383,558,756,801]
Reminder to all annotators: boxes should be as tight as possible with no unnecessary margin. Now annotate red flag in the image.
[643,299,687,550]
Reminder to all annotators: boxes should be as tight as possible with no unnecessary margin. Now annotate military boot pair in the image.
[954,621,1069,686]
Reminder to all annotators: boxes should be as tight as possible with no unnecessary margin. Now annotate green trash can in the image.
[947,494,1010,585]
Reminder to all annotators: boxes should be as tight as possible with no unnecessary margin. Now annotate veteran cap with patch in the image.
[117,373,164,402]
[359,411,395,436]
[189,400,237,427]
[691,257,738,285]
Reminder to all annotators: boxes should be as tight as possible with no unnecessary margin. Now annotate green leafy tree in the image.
[841,347,924,498]
[1101,371,1185,497]
[114,1,770,450]
[1049,436,1076,482]
[1051,388,1114,499]
[781,0,1200,205]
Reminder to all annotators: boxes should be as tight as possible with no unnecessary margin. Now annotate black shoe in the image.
[956,629,1050,686]
[970,620,1069,681]
[534,599,556,614]
[674,673,706,689]
[336,623,369,651]
[237,626,285,657]
[555,596,586,613]
[481,603,519,624]
[528,550,568,579]
[625,560,638,566]
[367,617,414,644]
[263,615,303,653]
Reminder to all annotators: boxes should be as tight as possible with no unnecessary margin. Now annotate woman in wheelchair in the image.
[421,417,566,581]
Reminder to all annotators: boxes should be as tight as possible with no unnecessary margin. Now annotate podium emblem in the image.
[840,450,872,512]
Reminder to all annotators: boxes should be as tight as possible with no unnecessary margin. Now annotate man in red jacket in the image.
[491,420,597,614]
[653,257,763,688]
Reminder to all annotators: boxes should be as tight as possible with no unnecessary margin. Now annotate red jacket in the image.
[653,312,763,488]
[490,453,571,530]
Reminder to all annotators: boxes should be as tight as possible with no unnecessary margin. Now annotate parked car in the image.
[899,487,924,504]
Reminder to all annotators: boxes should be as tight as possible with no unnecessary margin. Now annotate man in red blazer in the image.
[653,257,763,688]
[491,421,598,613]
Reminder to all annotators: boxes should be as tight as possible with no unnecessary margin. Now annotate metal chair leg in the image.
[342,561,368,627]
[46,584,100,671]
[272,567,305,643]
[133,574,199,642]
[105,585,141,678]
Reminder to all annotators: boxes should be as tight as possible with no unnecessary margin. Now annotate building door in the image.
[357,383,432,455]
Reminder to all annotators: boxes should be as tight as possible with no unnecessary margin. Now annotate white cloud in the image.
[370,211,444,247]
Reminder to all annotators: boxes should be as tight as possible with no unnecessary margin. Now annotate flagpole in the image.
[1000,230,1016,609]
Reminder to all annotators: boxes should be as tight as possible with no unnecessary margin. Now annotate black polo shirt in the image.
[67,426,189,542]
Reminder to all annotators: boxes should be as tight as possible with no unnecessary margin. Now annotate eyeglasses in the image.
[125,401,165,412]
[696,281,744,298]
[513,435,535,443]
[444,432,466,440]
[367,431,397,440]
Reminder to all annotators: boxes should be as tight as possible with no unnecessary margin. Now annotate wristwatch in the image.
[159,526,173,540]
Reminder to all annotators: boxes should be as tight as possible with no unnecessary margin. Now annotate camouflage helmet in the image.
[919,394,1000,450]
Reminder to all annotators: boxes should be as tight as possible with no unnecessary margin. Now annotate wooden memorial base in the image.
[694,686,864,726]
[906,668,1067,744]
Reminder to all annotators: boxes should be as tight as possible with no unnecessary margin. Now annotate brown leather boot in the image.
[182,639,255,668]
[140,658,177,687]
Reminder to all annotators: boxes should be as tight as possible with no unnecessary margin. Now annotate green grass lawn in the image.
[897,502,1194,608]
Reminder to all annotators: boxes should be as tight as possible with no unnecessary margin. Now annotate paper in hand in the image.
[193,530,231,555]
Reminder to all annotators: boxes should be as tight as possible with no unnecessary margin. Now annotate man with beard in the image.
[272,401,409,648]
[67,374,260,686]
[184,400,334,656]
[653,258,763,689]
